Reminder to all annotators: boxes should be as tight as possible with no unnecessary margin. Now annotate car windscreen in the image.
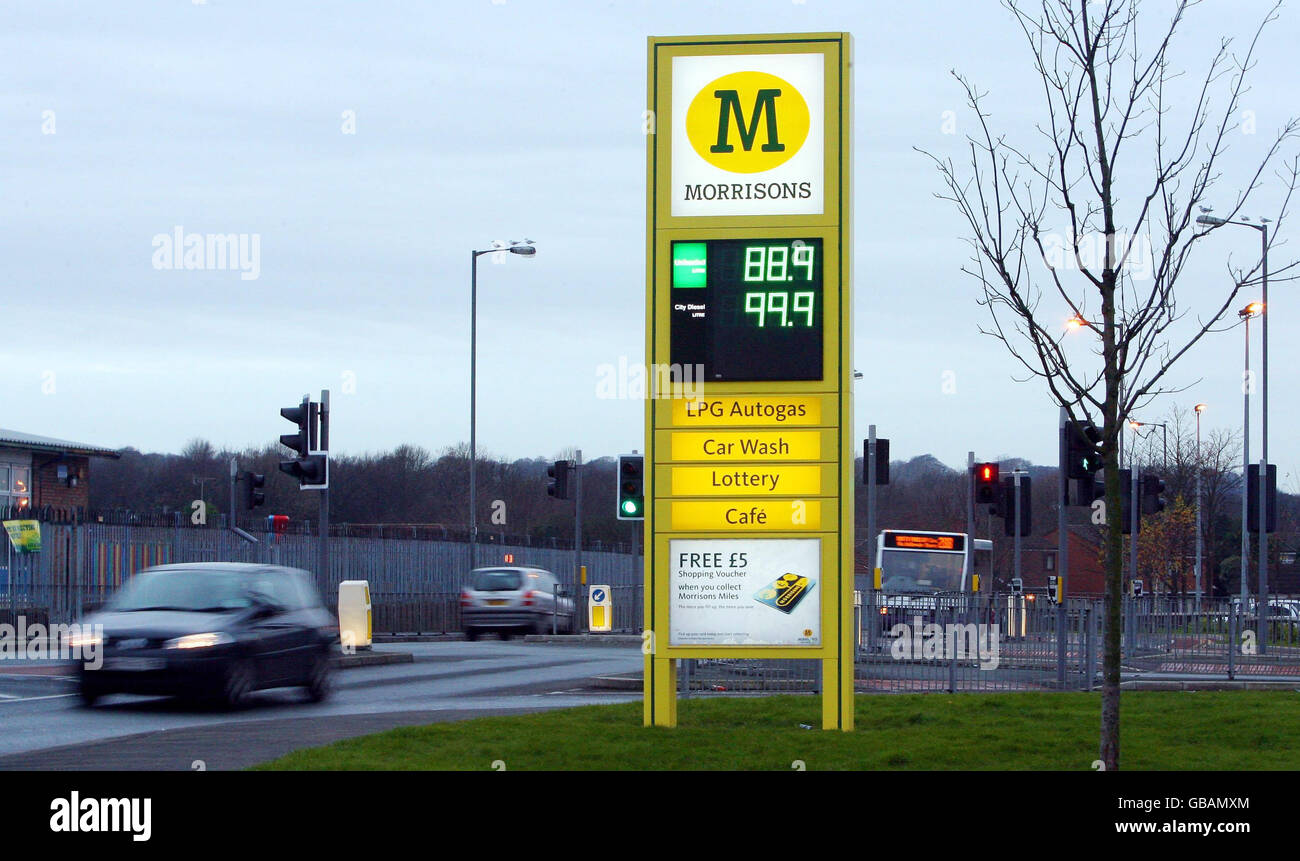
[879,550,964,593]
[471,569,524,592]
[110,569,253,612]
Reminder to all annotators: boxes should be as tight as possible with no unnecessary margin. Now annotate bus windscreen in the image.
[879,549,964,593]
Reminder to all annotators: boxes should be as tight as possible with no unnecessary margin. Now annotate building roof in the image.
[0,428,121,459]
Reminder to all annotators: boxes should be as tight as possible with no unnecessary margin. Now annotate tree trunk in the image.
[1100,276,1122,771]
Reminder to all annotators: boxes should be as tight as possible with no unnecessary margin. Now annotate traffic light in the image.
[278,397,328,489]
[546,460,573,500]
[1131,579,1144,598]
[1000,474,1032,537]
[1010,578,1023,595]
[862,438,890,485]
[280,396,312,455]
[974,462,999,505]
[1046,574,1062,604]
[242,471,266,510]
[1064,420,1103,478]
[616,454,645,520]
[1065,420,1104,505]
[1087,473,1138,534]
[1246,463,1278,533]
[1119,469,1137,535]
[1140,473,1167,516]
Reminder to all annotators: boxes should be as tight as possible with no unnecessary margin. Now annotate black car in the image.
[76,563,339,708]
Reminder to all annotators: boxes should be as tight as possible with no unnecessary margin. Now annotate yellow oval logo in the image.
[685,71,809,174]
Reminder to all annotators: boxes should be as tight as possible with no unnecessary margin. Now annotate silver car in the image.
[460,566,575,640]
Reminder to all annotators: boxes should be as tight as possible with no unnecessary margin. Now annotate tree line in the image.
[90,403,1295,582]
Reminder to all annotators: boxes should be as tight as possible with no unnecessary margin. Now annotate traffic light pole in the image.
[866,425,877,595]
[1057,408,1068,685]
[319,389,330,593]
[229,458,237,535]
[1130,464,1139,592]
[574,449,583,631]
[1013,471,1023,586]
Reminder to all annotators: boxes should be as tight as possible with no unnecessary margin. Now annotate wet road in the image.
[0,640,641,770]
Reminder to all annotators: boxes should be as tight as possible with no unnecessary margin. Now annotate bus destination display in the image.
[883,532,965,552]
[671,238,823,382]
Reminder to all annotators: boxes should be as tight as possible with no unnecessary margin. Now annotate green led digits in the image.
[744,290,815,328]
[742,243,815,282]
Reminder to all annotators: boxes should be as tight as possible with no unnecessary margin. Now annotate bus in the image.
[875,530,990,594]
[871,530,992,632]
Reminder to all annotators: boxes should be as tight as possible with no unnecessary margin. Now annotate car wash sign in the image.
[671,51,825,217]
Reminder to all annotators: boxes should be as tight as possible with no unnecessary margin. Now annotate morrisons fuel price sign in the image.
[645,32,853,731]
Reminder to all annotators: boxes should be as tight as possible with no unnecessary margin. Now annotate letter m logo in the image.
[711,89,784,153]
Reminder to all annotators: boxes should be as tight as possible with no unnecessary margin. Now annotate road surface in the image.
[0,640,641,770]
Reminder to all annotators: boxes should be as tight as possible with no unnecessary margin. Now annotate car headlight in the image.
[65,632,102,649]
[164,632,234,650]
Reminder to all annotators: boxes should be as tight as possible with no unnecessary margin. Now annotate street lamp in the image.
[1237,301,1263,604]
[1200,213,1271,626]
[468,239,536,572]
[1194,403,1208,608]
[1127,420,1168,470]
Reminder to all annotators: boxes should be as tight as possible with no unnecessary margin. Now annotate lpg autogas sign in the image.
[671,52,824,216]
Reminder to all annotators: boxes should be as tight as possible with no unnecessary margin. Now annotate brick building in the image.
[0,428,120,519]
[1016,523,1108,596]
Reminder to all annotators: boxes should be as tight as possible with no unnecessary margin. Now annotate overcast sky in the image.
[2,0,1296,484]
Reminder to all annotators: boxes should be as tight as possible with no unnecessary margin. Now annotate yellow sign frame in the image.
[645,32,853,731]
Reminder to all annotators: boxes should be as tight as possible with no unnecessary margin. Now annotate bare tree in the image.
[922,0,1298,768]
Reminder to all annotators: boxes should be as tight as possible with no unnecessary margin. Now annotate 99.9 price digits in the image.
[744,291,815,328]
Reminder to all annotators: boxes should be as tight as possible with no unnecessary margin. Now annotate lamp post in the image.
[1199,214,1271,630]
[1237,301,1263,604]
[1194,403,1208,609]
[1127,420,1168,471]
[468,240,536,572]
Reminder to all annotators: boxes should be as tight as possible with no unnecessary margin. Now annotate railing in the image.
[678,592,1300,694]
[0,520,644,634]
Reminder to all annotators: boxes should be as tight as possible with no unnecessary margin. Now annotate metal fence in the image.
[6,519,1298,694]
[679,591,1300,694]
[0,520,643,634]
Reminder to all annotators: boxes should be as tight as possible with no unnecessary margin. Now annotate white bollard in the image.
[338,580,372,651]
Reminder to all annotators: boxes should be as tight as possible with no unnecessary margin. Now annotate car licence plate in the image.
[487,599,507,606]
[106,657,165,671]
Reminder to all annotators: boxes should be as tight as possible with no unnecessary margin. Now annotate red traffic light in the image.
[974,462,1000,505]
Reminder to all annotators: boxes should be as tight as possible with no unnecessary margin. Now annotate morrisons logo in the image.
[711,89,785,154]
[685,70,809,174]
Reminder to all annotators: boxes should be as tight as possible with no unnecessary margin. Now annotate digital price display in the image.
[671,238,823,382]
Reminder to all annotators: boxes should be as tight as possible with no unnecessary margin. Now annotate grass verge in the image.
[254,691,1300,770]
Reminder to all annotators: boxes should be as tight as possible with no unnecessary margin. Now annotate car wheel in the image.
[500,630,513,641]
[464,628,479,642]
[303,653,332,703]
[220,659,255,709]
[78,683,102,708]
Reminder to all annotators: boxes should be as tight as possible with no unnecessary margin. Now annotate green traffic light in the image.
[621,499,641,516]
